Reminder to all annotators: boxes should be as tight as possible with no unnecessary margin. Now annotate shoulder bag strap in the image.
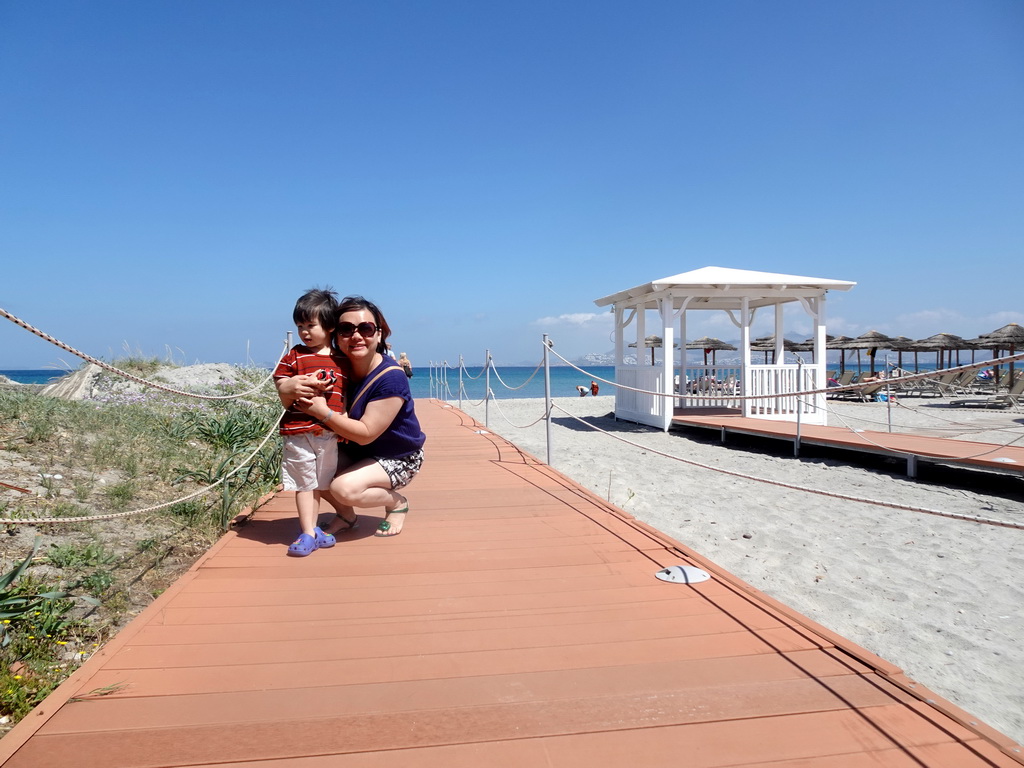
[348,362,403,413]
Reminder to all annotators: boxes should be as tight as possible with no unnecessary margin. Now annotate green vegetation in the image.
[0,539,98,721]
[0,361,283,731]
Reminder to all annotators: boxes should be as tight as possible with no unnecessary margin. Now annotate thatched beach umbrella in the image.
[826,335,854,372]
[686,336,736,365]
[750,335,801,364]
[795,335,829,363]
[887,336,917,371]
[913,332,971,371]
[628,334,676,365]
[969,323,1024,387]
[835,330,895,375]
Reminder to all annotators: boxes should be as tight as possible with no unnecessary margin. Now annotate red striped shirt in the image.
[274,346,348,436]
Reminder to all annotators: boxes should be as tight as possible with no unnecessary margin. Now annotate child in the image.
[274,287,356,557]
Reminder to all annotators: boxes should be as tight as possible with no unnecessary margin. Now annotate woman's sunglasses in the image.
[337,321,378,338]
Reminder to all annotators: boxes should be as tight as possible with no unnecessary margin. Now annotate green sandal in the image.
[334,512,360,532]
[375,503,408,537]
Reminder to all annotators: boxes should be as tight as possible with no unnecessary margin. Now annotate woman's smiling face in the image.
[336,308,379,360]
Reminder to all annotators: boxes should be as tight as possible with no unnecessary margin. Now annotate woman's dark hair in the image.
[336,295,391,355]
[293,287,339,331]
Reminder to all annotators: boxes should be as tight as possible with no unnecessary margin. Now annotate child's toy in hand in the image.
[314,369,337,391]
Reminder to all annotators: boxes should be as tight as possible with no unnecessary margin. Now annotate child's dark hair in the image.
[337,295,391,355]
[293,287,339,331]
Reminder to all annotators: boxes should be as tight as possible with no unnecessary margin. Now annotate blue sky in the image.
[2,0,1022,370]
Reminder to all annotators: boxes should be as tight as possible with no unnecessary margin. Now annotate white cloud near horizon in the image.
[532,312,606,327]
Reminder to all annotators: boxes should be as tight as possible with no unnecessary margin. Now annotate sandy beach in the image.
[450,393,1024,745]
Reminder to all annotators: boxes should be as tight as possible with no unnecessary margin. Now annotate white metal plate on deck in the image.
[655,565,711,584]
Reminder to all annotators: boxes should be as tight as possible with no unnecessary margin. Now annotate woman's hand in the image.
[294,395,330,422]
[276,374,327,406]
[294,395,402,444]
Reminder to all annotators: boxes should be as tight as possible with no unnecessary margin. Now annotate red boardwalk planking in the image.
[0,400,1021,767]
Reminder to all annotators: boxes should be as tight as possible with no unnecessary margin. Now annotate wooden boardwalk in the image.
[672,407,1024,478]
[1,400,1022,767]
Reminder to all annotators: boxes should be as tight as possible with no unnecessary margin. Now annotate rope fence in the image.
[1,306,290,525]
[1,307,281,400]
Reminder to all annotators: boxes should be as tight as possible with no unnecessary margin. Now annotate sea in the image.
[0,369,71,386]
[0,366,616,400]
[419,365,616,401]
[4,360,972,400]
[419,360,968,400]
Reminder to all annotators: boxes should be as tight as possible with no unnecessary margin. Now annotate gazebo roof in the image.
[594,266,856,310]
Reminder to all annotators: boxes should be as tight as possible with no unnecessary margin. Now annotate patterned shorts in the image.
[376,449,424,490]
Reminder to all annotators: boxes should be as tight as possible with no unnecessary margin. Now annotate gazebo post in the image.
[613,305,625,417]
[636,307,646,365]
[660,296,675,431]
[614,306,624,366]
[812,299,827,421]
[774,304,785,365]
[740,297,752,418]
[678,309,687,404]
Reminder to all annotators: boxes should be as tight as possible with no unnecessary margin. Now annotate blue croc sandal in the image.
[314,527,336,549]
[287,533,318,557]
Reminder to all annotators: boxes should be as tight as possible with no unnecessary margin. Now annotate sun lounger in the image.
[833,380,890,402]
[929,370,966,397]
[951,377,1024,410]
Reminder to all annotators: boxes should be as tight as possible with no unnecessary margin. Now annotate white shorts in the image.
[281,432,339,492]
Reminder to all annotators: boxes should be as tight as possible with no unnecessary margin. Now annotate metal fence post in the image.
[484,349,491,429]
[543,334,552,465]
[885,357,894,432]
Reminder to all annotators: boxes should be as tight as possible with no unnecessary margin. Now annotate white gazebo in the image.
[594,266,856,430]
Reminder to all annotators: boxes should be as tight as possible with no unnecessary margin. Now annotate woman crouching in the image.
[295,295,425,537]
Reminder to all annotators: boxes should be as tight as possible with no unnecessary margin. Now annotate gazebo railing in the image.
[678,365,743,409]
[746,364,822,420]
[613,366,669,425]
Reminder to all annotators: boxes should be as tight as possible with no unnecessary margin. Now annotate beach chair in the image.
[951,369,981,395]
[891,375,930,398]
[853,381,891,402]
[836,371,856,386]
[1000,377,1024,410]
[950,378,1024,410]
[931,371,962,397]
[832,380,888,402]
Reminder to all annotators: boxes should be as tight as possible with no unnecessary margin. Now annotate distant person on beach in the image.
[273,287,356,557]
[291,296,426,538]
[576,385,587,397]
[590,380,599,396]
[398,351,413,378]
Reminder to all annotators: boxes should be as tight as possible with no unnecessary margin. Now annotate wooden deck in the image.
[672,407,1024,478]
[1,400,1022,767]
